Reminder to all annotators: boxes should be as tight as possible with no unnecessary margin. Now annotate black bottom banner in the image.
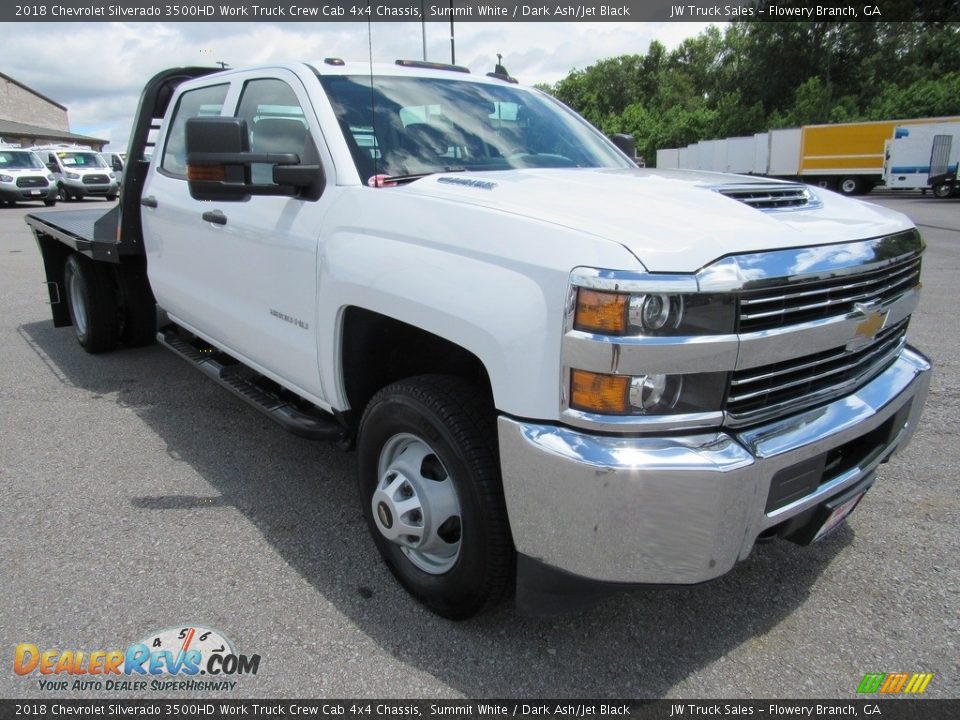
[1,699,958,720]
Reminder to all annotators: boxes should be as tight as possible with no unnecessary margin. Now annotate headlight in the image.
[629,294,683,332]
[65,172,80,180]
[570,369,726,416]
[629,373,682,412]
[574,288,735,336]
[0,174,13,183]
[47,174,56,182]
[108,173,116,180]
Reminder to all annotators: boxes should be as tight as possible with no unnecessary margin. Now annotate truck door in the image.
[143,72,332,404]
[929,135,952,182]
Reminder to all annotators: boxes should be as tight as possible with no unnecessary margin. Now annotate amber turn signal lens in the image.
[570,370,631,414]
[187,164,226,181]
[574,289,629,334]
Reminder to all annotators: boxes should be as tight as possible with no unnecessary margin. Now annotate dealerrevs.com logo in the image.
[14,625,260,692]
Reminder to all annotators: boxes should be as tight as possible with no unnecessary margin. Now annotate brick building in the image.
[0,72,106,150]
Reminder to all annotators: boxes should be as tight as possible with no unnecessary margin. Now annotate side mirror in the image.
[185,116,324,202]
[609,133,636,161]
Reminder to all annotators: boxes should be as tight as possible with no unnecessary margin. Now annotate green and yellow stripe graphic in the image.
[857,672,933,694]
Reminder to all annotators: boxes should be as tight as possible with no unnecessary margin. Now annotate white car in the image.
[33,145,119,201]
[0,146,58,206]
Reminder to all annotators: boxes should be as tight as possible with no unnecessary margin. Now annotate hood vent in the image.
[714,184,822,212]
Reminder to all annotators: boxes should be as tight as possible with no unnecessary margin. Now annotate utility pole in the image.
[450,0,456,64]
[421,0,427,60]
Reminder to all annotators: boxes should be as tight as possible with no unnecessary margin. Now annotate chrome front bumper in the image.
[499,347,931,588]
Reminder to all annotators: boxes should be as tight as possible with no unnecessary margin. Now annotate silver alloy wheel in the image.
[373,433,462,574]
[840,177,858,194]
[67,268,88,337]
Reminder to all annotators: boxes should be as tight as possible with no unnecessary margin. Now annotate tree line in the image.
[539,21,960,165]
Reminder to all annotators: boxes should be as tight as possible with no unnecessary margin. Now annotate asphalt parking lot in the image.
[1,193,958,700]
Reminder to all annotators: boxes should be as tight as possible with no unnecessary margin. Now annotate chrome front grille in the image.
[739,254,921,333]
[715,184,820,212]
[727,319,909,425]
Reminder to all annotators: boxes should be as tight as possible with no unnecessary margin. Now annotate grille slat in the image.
[741,273,920,322]
[739,255,921,333]
[727,320,908,422]
[82,174,110,185]
[731,328,901,389]
[740,259,921,307]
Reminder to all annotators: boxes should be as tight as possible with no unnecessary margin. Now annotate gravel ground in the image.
[0,193,957,700]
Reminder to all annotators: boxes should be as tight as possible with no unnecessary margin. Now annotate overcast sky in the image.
[1,21,716,150]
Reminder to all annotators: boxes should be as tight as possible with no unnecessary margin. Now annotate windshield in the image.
[318,74,632,181]
[0,151,44,170]
[57,152,107,168]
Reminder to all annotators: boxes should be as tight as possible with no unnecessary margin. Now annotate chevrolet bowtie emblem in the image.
[848,301,889,350]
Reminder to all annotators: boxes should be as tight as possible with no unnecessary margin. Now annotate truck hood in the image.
[401,168,915,272]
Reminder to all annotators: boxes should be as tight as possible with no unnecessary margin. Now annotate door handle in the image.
[141,195,158,208]
[202,210,227,226]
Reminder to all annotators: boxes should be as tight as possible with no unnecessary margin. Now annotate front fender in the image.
[316,188,644,420]
[319,230,559,419]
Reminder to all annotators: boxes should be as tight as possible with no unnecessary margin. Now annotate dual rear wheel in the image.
[63,253,156,353]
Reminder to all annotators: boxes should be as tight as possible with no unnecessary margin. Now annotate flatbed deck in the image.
[24,205,141,263]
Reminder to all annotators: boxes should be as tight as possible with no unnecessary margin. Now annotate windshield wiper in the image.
[369,167,466,187]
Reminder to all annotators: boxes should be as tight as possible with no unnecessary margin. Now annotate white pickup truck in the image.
[27,62,931,618]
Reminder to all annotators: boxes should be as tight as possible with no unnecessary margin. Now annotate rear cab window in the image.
[234,78,310,185]
[160,83,230,178]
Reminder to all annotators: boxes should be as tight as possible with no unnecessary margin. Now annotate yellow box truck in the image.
[799,117,960,195]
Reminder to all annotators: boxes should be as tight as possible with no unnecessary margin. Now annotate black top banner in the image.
[3,0,958,23]
[1,700,960,720]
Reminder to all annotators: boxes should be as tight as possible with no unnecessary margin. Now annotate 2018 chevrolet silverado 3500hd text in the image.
[26,64,931,619]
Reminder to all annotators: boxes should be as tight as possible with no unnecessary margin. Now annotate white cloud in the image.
[0,21,719,150]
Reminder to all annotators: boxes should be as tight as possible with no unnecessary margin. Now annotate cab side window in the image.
[235,79,309,185]
[160,83,230,178]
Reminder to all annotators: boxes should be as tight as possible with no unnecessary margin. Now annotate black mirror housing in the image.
[610,133,636,161]
[185,116,325,201]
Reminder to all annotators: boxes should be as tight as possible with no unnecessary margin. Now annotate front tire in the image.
[43,199,56,207]
[933,182,954,199]
[58,186,72,202]
[357,375,513,619]
[64,254,120,353]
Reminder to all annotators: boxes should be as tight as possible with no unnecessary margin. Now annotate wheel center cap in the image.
[376,502,393,529]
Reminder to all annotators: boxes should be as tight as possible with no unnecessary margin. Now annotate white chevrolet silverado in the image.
[26,62,931,618]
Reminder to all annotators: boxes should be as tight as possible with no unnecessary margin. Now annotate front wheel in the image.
[357,375,514,619]
[43,199,56,207]
[58,186,72,202]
